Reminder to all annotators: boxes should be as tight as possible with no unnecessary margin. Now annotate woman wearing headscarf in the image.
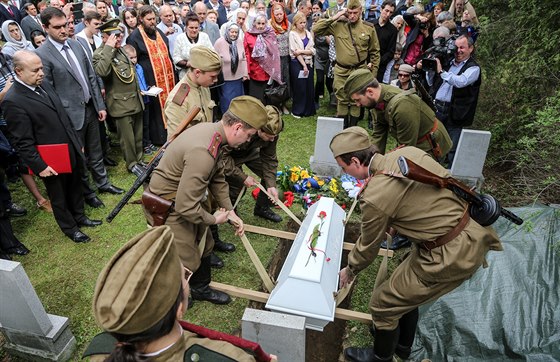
[269,2,290,114]
[215,23,248,113]
[1,21,35,58]
[244,13,282,102]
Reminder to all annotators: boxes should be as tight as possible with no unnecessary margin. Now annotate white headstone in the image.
[0,260,76,361]
[450,129,491,188]
[310,117,343,177]
[242,308,306,362]
[266,197,345,331]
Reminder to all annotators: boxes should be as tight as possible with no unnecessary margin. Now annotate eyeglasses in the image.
[183,266,193,284]
[398,73,410,78]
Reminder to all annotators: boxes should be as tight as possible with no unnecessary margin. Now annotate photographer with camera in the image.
[417,34,480,167]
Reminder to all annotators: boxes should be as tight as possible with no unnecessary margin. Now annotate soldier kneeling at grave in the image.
[83,226,276,361]
[330,127,502,362]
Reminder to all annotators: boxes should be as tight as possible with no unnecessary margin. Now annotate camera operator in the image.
[417,34,480,167]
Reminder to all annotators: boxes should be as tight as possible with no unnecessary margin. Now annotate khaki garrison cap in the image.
[97,18,123,34]
[189,45,223,72]
[330,126,371,158]
[93,226,182,335]
[344,68,375,98]
[261,105,283,135]
[228,96,268,129]
[347,0,362,9]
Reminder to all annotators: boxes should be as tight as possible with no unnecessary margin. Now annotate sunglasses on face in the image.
[398,73,410,77]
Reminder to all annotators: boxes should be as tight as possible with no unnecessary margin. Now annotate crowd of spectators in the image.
[0,0,481,258]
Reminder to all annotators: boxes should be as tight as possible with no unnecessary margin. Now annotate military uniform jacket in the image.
[85,327,258,361]
[92,44,144,118]
[349,147,502,283]
[222,136,279,187]
[149,122,233,226]
[164,73,214,137]
[312,17,380,76]
[371,84,452,157]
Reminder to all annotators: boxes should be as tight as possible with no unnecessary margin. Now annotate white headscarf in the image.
[1,21,35,58]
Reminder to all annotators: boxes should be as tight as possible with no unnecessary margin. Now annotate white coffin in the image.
[265,197,345,331]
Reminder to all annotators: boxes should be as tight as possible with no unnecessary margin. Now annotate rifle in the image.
[411,72,437,113]
[106,106,201,223]
[397,156,523,226]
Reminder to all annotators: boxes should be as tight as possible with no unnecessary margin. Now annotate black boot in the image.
[209,252,224,269]
[190,256,231,304]
[342,115,350,129]
[344,326,399,362]
[254,189,282,222]
[395,308,419,359]
[210,225,235,253]
[380,233,412,250]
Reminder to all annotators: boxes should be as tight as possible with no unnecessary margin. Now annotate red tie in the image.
[7,6,14,16]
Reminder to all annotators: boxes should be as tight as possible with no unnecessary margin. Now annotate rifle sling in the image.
[377,169,470,251]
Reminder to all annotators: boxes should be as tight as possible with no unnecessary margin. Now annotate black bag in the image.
[264,81,289,106]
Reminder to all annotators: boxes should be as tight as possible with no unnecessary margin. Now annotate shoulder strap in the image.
[347,22,362,64]
[82,332,117,358]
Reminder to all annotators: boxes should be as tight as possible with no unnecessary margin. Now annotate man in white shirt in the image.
[156,5,183,54]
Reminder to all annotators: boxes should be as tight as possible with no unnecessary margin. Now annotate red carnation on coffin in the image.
[318,211,327,219]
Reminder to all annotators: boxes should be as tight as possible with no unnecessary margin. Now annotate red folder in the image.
[29,144,72,175]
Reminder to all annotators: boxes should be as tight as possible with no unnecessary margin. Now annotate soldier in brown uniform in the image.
[84,226,276,361]
[329,127,502,362]
[164,45,220,137]
[93,19,145,177]
[312,0,380,128]
[345,68,452,162]
[146,96,268,305]
[223,105,284,222]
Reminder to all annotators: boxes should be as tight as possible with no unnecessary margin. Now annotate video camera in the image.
[422,35,458,71]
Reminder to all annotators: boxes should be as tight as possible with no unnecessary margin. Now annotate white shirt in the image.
[156,22,183,55]
[172,32,215,79]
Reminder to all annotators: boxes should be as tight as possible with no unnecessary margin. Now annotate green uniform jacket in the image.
[222,136,279,188]
[349,146,503,282]
[164,72,215,137]
[92,44,143,118]
[84,329,257,361]
[312,17,380,75]
[371,85,452,158]
[148,122,233,269]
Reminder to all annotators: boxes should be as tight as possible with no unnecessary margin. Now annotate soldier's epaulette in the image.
[207,132,222,159]
[362,20,374,27]
[172,83,190,106]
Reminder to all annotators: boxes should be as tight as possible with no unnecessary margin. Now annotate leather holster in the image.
[142,188,174,226]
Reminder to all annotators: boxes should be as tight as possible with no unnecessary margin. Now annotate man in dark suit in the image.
[193,2,220,44]
[3,50,102,243]
[36,7,123,209]
[20,3,43,39]
[205,0,227,27]
[0,0,23,25]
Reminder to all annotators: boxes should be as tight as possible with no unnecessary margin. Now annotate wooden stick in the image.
[239,233,275,292]
[209,282,372,324]
[255,182,302,226]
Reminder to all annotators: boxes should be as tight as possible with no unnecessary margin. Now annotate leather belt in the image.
[420,208,470,251]
[336,59,367,70]
[417,118,438,144]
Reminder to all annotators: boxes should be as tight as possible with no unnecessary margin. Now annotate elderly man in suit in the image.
[36,7,123,209]
[3,50,102,243]
[193,2,220,44]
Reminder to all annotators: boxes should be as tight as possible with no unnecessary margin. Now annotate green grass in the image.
[1,95,391,360]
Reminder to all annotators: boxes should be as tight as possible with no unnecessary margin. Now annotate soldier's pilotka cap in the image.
[330,126,371,158]
[93,226,182,334]
[262,105,283,135]
[347,0,362,9]
[228,96,268,129]
[97,18,123,35]
[189,46,222,72]
[344,68,375,98]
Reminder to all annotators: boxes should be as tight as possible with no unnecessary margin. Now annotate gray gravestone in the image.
[242,308,306,362]
[310,117,343,177]
[0,260,76,361]
[450,130,491,189]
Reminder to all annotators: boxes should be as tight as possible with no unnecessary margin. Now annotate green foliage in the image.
[474,0,560,204]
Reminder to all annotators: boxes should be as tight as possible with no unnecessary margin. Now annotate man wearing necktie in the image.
[36,7,124,209]
[20,2,44,39]
[0,0,23,25]
[3,50,101,243]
